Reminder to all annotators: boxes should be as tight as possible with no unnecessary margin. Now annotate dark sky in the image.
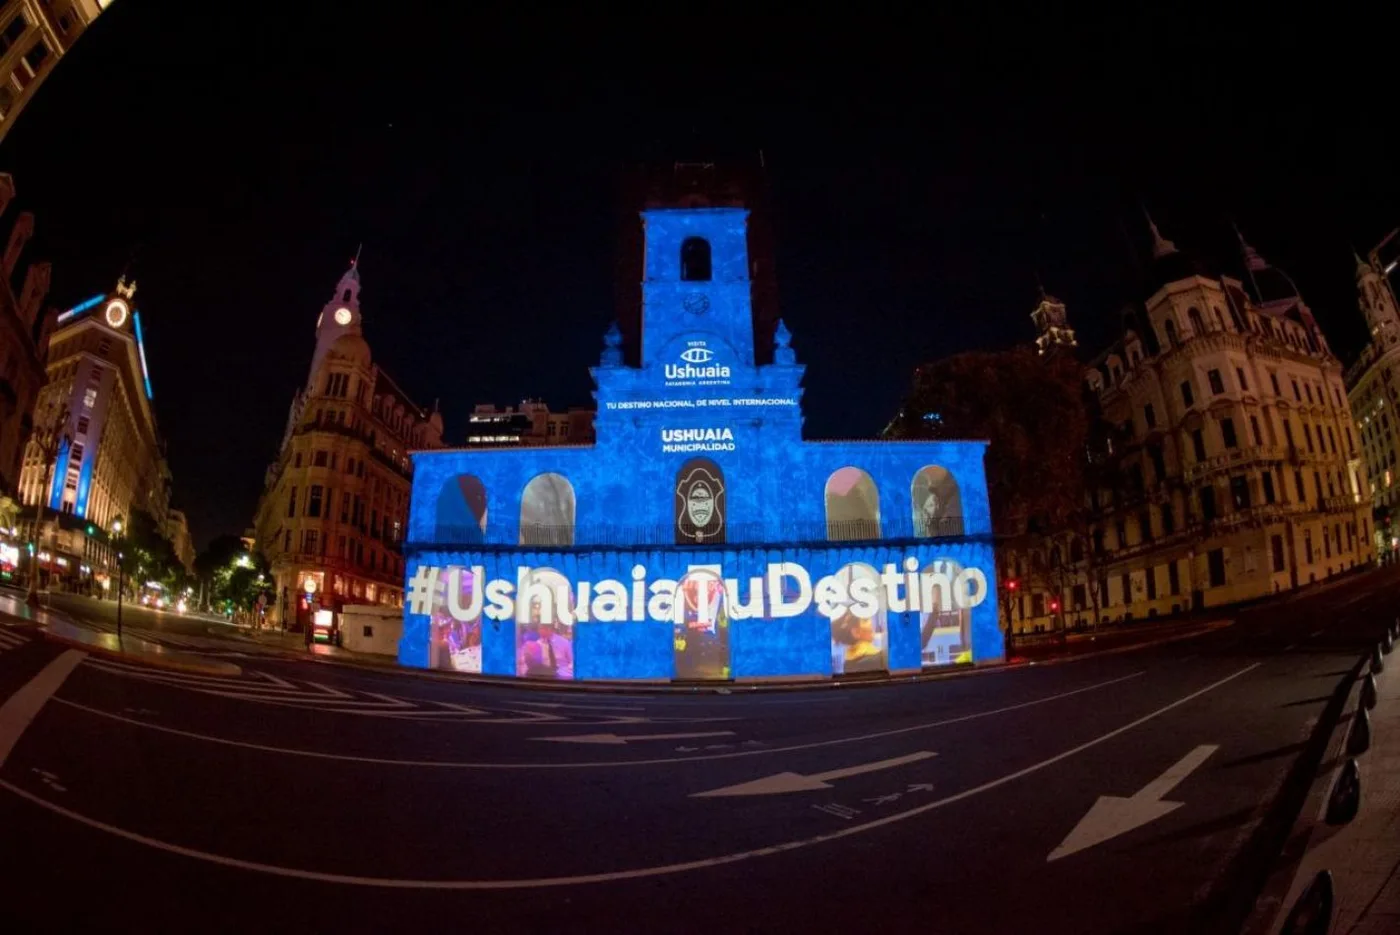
[0,4,1395,550]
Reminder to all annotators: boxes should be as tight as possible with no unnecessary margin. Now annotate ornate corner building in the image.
[252,260,444,631]
[0,1,113,145]
[18,277,176,590]
[1345,252,1400,553]
[1010,220,1372,634]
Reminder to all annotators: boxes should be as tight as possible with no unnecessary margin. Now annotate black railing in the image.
[419,516,969,550]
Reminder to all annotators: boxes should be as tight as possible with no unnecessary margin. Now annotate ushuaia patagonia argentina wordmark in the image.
[400,203,999,682]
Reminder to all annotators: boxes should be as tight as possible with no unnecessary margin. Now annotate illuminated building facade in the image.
[464,400,594,447]
[0,1,113,144]
[253,260,444,631]
[0,173,55,499]
[1345,253,1400,554]
[1009,223,1372,635]
[402,204,998,681]
[18,276,171,589]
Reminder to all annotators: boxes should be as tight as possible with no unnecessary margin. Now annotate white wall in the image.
[339,604,402,656]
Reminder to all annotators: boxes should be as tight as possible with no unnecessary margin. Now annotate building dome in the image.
[327,331,371,365]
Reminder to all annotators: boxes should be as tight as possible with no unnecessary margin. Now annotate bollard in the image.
[1373,644,1386,675]
[1362,673,1379,710]
[1385,632,1395,655]
[1279,869,1334,935]
[1326,758,1362,825]
[1349,706,1372,757]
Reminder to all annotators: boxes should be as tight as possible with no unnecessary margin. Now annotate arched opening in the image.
[342,288,351,303]
[673,567,731,680]
[675,458,725,544]
[680,237,712,282]
[520,472,575,546]
[434,474,487,543]
[919,558,973,667]
[1214,307,1227,331]
[1163,317,1179,348]
[911,465,963,536]
[516,567,574,680]
[830,562,888,674]
[826,467,881,540]
[1187,307,1206,336]
[1070,538,1085,563]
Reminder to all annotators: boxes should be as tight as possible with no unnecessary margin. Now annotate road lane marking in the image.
[1047,744,1219,861]
[693,751,936,797]
[50,670,1146,768]
[535,731,735,746]
[3,663,1260,889]
[0,650,85,767]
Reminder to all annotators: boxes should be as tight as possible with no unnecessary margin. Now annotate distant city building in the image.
[1345,251,1400,553]
[252,259,444,631]
[1005,220,1372,635]
[0,173,54,505]
[166,507,193,573]
[18,276,172,591]
[464,400,594,447]
[0,1,114,144]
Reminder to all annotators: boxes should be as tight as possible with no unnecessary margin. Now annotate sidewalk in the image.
[1259,643,1400,933]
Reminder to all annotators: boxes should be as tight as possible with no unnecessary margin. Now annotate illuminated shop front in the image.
[400,206,1000,680]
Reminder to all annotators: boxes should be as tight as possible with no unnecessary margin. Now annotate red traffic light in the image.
[1050,600,1060,612]
[1007,579,1019,591]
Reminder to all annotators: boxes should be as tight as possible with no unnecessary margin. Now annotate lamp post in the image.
[112,518,124,643]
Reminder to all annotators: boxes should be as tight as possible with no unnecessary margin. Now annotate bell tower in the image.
[1031,288,1077,356]
[308,256,364,384]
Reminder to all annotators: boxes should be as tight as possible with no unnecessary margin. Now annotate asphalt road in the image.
[0,568,1396,934]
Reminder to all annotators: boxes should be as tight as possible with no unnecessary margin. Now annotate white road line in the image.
[0,650,85,767]
[50,670,1147,769]
[4,662,1261,889]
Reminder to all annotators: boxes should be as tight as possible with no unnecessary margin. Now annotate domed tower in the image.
[1030,285,1077,356]
[308,256,364,387]
[1356,251,1400,343]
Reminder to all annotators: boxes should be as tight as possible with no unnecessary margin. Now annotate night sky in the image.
[0,4,1394,549]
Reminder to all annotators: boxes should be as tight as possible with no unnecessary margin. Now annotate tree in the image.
[123,509,183,594]
[26,399,70,604]
[889,347,1093,649]
[194,535,270,614]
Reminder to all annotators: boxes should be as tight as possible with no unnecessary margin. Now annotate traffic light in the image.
[1050,599,1060,612]
[1007,579,1019,592]
[85,524,95,536]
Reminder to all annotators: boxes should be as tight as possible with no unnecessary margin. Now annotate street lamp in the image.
[112,518,125,643]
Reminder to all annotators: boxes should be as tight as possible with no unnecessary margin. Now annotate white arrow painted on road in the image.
[1047,744,1219,862]
[534,730,736,746]
[691,751,937,797]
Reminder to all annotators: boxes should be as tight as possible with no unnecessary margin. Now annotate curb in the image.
[39,629,242,678]
[241,617,1234,695]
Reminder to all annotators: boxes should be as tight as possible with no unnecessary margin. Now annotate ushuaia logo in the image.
[666,343,731,384]
[661,427,736,453]
[680,347,714,364]
[665,361,731,380]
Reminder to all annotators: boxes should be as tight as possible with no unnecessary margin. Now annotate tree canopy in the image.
[889,347,1091,537]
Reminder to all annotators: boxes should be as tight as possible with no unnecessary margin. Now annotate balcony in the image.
[1183,445,1285,484]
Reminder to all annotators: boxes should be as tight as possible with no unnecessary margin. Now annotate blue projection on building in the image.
[401,207,1000,681]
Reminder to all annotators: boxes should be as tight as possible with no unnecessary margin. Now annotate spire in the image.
[1144,207,1177,260]
[1234,223,1268,272]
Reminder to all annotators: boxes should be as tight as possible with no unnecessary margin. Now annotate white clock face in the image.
[104,299,129,329]
[334,307,353,326]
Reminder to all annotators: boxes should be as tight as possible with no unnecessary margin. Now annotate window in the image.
[1250,415,1262,447]
[680,237,712,281]
[1327,426,1337,454]
[1221,418,1238,449]
[1271,535,1286,572]
[1292,379,1301,401]
[1208,548,1227,587]
[1146,567,1157,600]
[1236,367,1249,392]
[912,465,963,537]
[1121,572,1132,604]
[1230,475,1251,510]
[313,450,328,467]
[340,492,351,523]
[1303,423,1314,453]
[1347,427,1355,454]
[303,530,319,554]
[1208,369,1225,395]
[20,40,49,77]
[1295,469,1306,504]
[76,416,89,435]
[308,485,323,518]
[1181,379,1195,408]
[1304,383,1314,404]
[1168,561,1181,595]
[98,338,111,356]
[1116,519,1127,548]
[1262,471,1276,504]
[1148,445,1167,484]
[287,486,297,518]
[1270,372,1281,396]
[1200,485,1217,522]
[0,16,27,58]
[1163,318,1178,348]
[1304,529,1313,564]
[1188,307,1206,335]
[1139,509,1152,542]
[1032,593,1045,618]
[1191,429,1207,462]
[83,387,97,409]
[284,530,292,551]
[1143,404,1156,429]
[1314,471,1324,502]
[1284,420,1295,448]
[1161,503,1175,535]
[294,452,303,468]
